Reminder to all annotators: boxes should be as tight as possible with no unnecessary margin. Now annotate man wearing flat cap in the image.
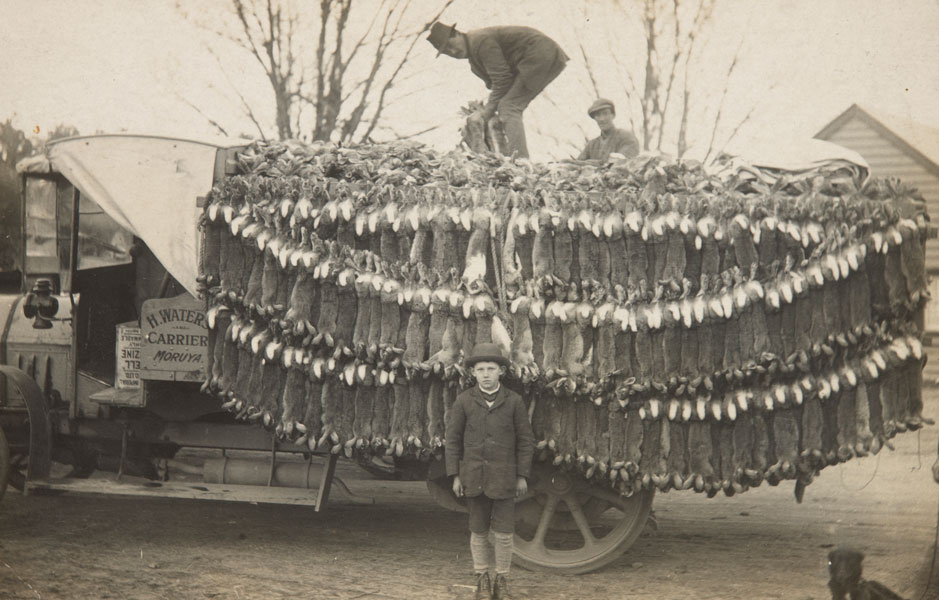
[445,342,534,599]
[578,98,640,162]
[427,22,568,160]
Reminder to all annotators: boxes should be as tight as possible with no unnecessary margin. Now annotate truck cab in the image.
[7,154,174,415]
[0,136,347,499]
[4,137,228,417]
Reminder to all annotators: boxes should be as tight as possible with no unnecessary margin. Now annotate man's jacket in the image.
[445,385,535,499]
[578,128,641,161]
[464,26,569,104]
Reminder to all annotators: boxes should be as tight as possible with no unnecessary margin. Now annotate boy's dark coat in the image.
[445,386,535,499]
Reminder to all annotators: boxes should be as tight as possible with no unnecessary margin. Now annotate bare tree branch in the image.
[380,80,444,104]
[339,0,403,142]
[638,0,663,150]
[181,0,458,143]
[710,80,780,162]
[702,31,745,163]
[204,44,268,138]
[359,0,457,143]
[176,93,231,137]
[322,0,353,139]
[609,48,641,140]
[344,0,388,69]
[675,0,712,156]
[676,85,691,158]
[655,0,683,150]
[313,0,332,139]
[374,122,446,142]
[575,0,763,160]
[231,0,269,73]
[531,124,581,159]
[579,40,602,99]
[537,91,590,152]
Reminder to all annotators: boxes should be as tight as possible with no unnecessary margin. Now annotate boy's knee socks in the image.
[470,529,513,575]
[492,530,514,575]
[470,531,493,574]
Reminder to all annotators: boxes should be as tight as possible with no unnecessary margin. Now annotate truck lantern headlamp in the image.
[23,279,59,329]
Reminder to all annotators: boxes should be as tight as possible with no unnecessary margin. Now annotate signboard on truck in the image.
[115,322,142,389]
[139,294,208,382]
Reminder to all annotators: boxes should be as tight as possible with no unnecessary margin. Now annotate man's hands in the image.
[452,475,464,498]
[516,476,528,498]
[480,100,498,121]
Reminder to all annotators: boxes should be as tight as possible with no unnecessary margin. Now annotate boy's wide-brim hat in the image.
[465,342,510,368]
[427,21,456,55]
[588,98,615,118]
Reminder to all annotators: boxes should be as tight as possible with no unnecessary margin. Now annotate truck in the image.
[0,133,929,574]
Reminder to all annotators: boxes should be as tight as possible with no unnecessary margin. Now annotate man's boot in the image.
[492,573,511,600]
[474,572,492,600]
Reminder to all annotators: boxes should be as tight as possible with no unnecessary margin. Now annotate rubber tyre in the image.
[0,425,9,503]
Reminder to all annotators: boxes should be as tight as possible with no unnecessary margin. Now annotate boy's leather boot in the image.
[492,574,510,599]
[475,572,492,600]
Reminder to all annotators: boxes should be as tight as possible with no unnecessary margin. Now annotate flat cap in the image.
[588,98,615,117]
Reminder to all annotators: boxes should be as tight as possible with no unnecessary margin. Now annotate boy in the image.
[445,342,534,600]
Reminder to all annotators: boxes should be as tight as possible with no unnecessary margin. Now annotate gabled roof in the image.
[815,103,939,179]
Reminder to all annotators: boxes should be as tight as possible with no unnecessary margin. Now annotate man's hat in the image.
[465,342,510,368]
[588,98,615,118]
[427,22,456,56]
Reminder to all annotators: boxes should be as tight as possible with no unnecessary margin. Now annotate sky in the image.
[1,0,937,163]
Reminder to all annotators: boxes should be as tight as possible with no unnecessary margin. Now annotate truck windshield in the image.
[24,178,58,261]
[77,196,133,270]
[24,177,133,282]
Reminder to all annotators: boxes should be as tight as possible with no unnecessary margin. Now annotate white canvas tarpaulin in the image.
[47,135,237,296]
[717,138,871,187]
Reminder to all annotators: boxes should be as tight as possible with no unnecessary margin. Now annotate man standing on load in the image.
[427,22,569,159]
[578,98,641,162]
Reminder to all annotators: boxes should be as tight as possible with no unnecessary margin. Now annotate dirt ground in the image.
[3,391,939,600]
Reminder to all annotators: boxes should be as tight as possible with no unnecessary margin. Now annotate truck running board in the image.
[24,455,375,510]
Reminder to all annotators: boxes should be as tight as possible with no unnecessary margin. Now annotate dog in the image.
[828,548,907,600]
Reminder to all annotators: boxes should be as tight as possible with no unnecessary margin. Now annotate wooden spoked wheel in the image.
[513,464,654,574]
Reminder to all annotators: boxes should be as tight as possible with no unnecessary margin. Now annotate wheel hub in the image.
[545,472,573,495]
